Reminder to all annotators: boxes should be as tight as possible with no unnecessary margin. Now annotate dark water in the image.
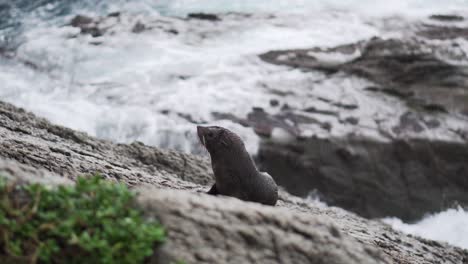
[0,0,123,49]
[0,1,67,31]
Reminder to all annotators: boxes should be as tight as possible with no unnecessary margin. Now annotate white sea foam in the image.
[2,0,468,155]
[1,5,374,153]
[145,0,468,17]
[383,207,468,250]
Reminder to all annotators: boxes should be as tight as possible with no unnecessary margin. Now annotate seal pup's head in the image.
[197,126,244,154]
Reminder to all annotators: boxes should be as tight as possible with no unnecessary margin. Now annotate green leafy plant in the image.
[0,176,165,264]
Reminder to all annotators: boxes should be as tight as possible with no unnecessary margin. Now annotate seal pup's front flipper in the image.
[207,184,219,195]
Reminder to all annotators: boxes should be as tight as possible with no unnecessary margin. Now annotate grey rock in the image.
[69,15,104,37]
[0,158,72,186]
[132,21,146,33]
[429,14,464,22]
[138,188,385,264]
[187,13,221,22]
[257,35,468,221]
[259,37,468,118]
[70,15,93,27]
[212,107,329,138]
[418,25,468,40]
[269,99,280,107]
[257,137,468,222]
[0,101,213,188]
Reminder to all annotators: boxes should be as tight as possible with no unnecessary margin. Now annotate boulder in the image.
[257,137,468,221]
[260,37,468,118]
[187,13,221,21]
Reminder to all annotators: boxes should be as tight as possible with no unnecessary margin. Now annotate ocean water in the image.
[384,207,468,250]
[1,0,468,250]
[156,0,468,16]
[2,0,468,154]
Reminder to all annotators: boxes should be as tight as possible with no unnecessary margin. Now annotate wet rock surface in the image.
[257,137,468,222]
[256,22,468,221]
[1,101,467,263]
[418,25,468,40]
[187,13,221,21]
[260,37,468,118]
[69,14,105,37]
[213,107,330,138]
[429,14,465,22]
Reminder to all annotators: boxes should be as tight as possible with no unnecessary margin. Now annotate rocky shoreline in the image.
[1,101,467,263]
[258,136,468,221]
[207,33,468,221]
[251,22,468,221]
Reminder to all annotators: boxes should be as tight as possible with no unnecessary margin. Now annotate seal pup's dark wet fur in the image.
[197,126,278,206]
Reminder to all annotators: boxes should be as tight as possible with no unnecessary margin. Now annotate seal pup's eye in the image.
[207,130,215,138]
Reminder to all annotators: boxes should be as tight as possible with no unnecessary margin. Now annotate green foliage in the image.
[0,176,165,264]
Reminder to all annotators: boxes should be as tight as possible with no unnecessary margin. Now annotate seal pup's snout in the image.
[197,126,206,147]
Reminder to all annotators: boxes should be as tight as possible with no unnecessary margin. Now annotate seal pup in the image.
[197,126,278,206]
